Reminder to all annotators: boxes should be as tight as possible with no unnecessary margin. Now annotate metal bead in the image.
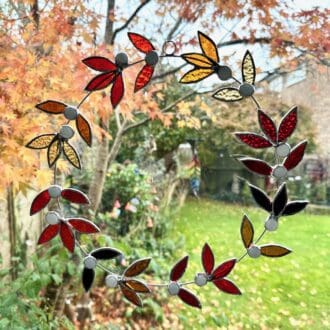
[265,215,278,231]
[168,281,180,295]
[216,66,232,81]
[115,52,128,68]
[247,245,261,258]
[64,106,78,120]
[145,51,159,66]
[105,274,118,288]
[275,143,291,157]
[84,256,97,269]
[59,125,75,139]
[194,273,208,287]
[48,185,62,198]
[272,165,288,179]
[45,211,60,225]
[239,83,255,97]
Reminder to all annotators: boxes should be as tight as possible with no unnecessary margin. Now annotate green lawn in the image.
[166,198,330,329]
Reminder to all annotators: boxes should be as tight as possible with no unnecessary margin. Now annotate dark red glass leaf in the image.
[134,65,154,92]
[110,74,124,108]
[128,32,155,53]
[202,243,214,275]
[60,223,75,253]
[239,157,272,176]
[258,110,277,143]
[178,288,202,309]
[213,278,241,295]
[278,106,298,142]
[85,72,116,91]
[282,201,308,216]
[68,218,100,234]
[123,280,150,293]
[82,267,95,292]
[82,56,117,72]
[235,132,272,149]
[283,140,307,170]
[91,247,122,260]
[38,224,59,244]
[249,184,272,212]
[273,183,288,216]
[30,189,51,215]
[61,188,90,204]
[124,258,151,277]
[212,259,236,279]
[170,256,188,281]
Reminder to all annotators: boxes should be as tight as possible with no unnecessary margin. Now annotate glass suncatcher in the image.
[26,31,308,308]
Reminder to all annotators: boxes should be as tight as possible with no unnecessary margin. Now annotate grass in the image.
[165,198,330,329]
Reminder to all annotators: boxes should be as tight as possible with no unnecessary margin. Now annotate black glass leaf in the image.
[91,247,122,260]
[273,183,288,216]
[82,267,95,291]
[249,184,272,212]
[282,201,308,216]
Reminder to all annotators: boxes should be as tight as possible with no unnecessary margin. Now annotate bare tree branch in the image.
[166,16,183,41]
[110,0,152,45]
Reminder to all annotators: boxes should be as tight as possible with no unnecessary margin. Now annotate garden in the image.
[0,0,329,329]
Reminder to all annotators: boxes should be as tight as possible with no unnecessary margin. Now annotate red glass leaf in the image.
[128,32,155,53]
[213,278,241,295]
[124,258,151,277]
[235,132,272,148]
[170,256,188,281]
[202,243,214,275]
[38,224,59,244]
[239,157,272,176]
[111,74,124,108]
[212,259,236,279]
[30,189,51,215]
[61,188,90,204]
[60,223,75,253]
[278,106,298,142]
[82,267,95,292]
[283,140,307,170]
[134,64,154,92]
[85,72,116,91]
[82,56,117,72]
[68,218,100,234]
[258,110,277,143]
[178,288,202,309]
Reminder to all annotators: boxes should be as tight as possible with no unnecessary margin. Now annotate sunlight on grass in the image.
[168,198,330,329]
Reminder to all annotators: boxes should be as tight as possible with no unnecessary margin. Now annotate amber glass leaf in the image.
[212,88,243,102]
[124,258,151,277]
[47,136,61,167]
[180,68,213,84]
[242,51,256,85]
[26,134,56,149]
[121,285,142,307]
[181,53,212,68]
[260,244,292,257]
[76,114,92,147]
[36,100,66,114]
[123,280,150,293]
[198,31,219,63]
[240,215,254,248]
[63,141,81,169]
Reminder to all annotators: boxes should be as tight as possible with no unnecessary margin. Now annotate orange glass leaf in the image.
[198,31,219,63]
[124,258,151,277]
[123,280,150,293]
[63,141,81,169]
[36,100,66,114]
[26,134,56,149]
[181,53,212,68]
[212,88,243,102]
[121,285,142,307]
[180,68,213,84]
[76,114,92,147]
[134,64,154,92]
[240,215,254,248]
[260,244,292,257]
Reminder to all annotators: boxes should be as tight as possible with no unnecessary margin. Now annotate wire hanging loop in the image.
[161,40,178,57]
